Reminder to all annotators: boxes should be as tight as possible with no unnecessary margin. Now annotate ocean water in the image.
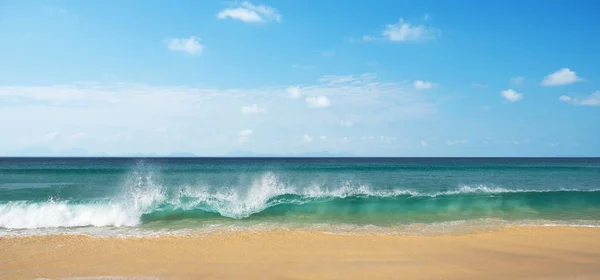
[1,157,599,237]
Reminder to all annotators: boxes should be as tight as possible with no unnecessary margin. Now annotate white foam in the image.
[175,172,295,218]
[0,168,166,229]
[0,201,138,229]
[1,169,598,230]
[431,185,600,196]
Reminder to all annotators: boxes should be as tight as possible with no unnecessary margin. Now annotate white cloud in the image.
[501,89,524,102]
[380,18,439,42]
[42,131,60,142]
[217,8,261,22]
[319,74,366,85]
[541,68,582,86]
[164,36,203,55]
[559,95,572,102]
[241,104,266,114]
[510,76,525,86]
[286,86,301,99]
[303,135,312,143]
[446,140,468,146]
[306,96,331,108]
[217,1,281,23]
[0,73,438,155]
[549,142,559,147]
[413,80,434,89]
[362,35,376,41]
[239,129,253,136]
[559,91,600,106]
[339,121,353,127]
[420,140,428,146]
[238,129,253,143]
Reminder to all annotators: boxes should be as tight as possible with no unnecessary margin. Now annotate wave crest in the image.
[1,171,599,229]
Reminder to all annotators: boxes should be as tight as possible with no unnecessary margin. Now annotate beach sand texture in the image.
[2,226,600,280]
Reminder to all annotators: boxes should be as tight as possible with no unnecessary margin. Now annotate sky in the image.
[0,0,599,157]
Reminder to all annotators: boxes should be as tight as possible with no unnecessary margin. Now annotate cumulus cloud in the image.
[413,80,434,89]
[541,68,582,86]
[238,129,253,143]
[306,96,331,108]
[559,91,600,106]
[379,18,439,42]
[241,104,266,114]
[446,140,468,146]
[164,36,203,55]
[217,1,281,23]
[559,95,572,102]
[510,76,525,86]
[303,135,312,143]
[501,89,524,102]
[286,86,301,99]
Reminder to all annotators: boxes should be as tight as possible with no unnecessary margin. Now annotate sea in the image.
[1,157,599,237]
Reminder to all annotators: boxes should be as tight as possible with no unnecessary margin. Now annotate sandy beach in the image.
[1,226,599,280]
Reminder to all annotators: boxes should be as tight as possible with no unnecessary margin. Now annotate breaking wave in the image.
[1,171,600,229]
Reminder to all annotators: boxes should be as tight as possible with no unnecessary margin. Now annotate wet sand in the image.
[1,226,600,280]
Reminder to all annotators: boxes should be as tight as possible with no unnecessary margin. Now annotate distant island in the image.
[3,147,354,157]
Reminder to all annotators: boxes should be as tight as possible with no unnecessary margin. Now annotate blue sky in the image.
[0,0,599,156]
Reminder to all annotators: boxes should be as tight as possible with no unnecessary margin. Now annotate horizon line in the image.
[1,156,598,159]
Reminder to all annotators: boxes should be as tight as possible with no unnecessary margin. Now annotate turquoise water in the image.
[1,158,599,236]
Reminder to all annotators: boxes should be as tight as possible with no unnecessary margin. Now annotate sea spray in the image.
[2,174,600,228]
[1,157,599,233]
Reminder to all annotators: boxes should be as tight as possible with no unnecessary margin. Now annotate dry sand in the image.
[1,226,600,280]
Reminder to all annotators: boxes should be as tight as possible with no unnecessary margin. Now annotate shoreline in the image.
[2,226,600,279]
